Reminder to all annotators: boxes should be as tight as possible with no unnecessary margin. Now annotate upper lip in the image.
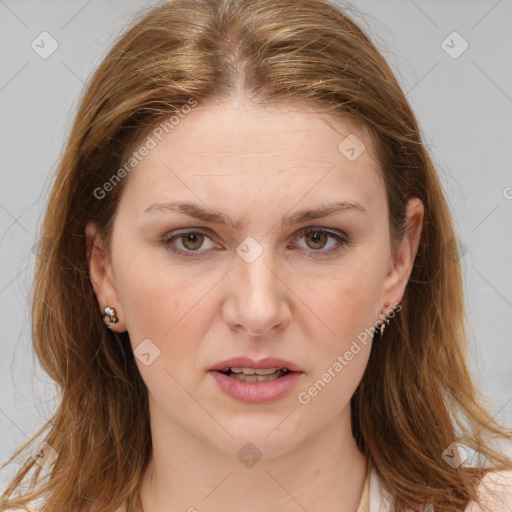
[210,356,303,372]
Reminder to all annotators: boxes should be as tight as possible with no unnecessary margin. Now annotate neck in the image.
[139,397,368,512]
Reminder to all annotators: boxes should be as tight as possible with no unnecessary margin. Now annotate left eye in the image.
[293,227,347,252]
[162,227,348,258]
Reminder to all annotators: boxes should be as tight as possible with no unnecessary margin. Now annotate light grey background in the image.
[1,0,511,487]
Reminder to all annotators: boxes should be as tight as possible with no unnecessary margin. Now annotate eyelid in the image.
[162,226,349,258]
[293,226,348,244]
[162,227,219,257]
[288,226,349,256]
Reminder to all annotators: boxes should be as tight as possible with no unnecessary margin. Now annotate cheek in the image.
[114,249,217,367]
[114,255,212,413]
[296,257,382,398]
[114,243,191,332]
[305,259,383,341]
[296,276,376,415]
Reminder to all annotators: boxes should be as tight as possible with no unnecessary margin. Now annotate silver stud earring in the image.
[102,306,118,328]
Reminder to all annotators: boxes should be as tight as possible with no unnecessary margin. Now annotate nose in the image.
[221,245,291,337]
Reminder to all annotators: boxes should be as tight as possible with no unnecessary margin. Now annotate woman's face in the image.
[87,98,422,458]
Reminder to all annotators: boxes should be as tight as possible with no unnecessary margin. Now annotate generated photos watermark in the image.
[297,302,401,405]
[93,97,198,200]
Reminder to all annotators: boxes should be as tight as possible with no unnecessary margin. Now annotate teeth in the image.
[230,370,285,382]
[230,367,284,375]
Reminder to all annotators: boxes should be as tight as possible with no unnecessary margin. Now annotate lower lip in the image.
[209,370,304,403]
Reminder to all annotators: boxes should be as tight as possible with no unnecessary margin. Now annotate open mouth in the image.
[217,367,291,382]
[210,364,303,402]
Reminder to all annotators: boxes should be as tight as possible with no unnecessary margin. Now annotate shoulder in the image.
[4,508,39,512]
[464,469,512,512]
[370,466,512,512]
[4,508,40,512]
[4,509,38,512]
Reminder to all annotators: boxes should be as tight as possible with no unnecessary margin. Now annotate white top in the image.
[7,467,512,512]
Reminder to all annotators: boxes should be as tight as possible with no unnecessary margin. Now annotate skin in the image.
[86,96,424,512]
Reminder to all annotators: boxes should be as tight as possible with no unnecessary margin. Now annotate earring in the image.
[102,306,118,328]
[379,302,391,338]
[379,317,390,337]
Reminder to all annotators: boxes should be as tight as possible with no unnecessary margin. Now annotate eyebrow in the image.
[142,200,368,230]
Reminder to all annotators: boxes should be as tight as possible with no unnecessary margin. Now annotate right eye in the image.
[161,228,219,258]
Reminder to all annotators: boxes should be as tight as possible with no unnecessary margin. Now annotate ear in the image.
[85,221,127,332]
[379,197,424,309]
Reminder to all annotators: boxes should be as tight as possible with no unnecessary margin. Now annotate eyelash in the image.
[161,227,350,259]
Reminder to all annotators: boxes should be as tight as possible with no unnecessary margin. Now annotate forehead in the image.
[119,100,384,214]
[136,99,376,161]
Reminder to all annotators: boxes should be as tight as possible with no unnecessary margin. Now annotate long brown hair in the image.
[2,1,511,511]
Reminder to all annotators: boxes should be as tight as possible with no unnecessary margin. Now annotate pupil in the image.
[307,231,326,249]
[183,233,203,250]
